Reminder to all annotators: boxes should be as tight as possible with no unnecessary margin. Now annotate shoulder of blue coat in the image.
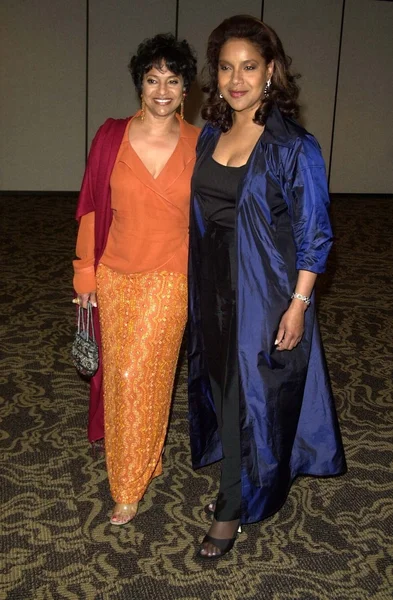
[196,122,219,151]
[277,116,326,169]
[290,130,325,169]
[199,121,217,138]
[263,105,322,152]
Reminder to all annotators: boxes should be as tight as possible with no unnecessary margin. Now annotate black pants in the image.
[200,224,242,521]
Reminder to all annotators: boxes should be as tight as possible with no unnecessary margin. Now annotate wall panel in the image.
[177,0,263,125]
[263,0,343,167]
[1,1,391,193]
[88,0,177,147]
[0,0,86,191]
[329,0,393,193]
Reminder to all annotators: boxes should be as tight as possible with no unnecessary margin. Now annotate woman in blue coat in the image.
[188,15,346,559]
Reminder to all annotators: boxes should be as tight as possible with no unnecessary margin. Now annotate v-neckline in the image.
[211,126,266,169]
[127,120,182,182]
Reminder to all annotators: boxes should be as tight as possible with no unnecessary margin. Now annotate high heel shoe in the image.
[197,520,242,560]
[204,500,216,515]
[197,532,239,560]
[204,501,241,533]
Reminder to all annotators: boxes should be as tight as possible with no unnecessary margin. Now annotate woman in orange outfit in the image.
[73,34,199,525]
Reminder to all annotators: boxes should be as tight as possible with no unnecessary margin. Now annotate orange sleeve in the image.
[73,211,96,294]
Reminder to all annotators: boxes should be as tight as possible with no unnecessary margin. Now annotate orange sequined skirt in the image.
[96,264,187,503]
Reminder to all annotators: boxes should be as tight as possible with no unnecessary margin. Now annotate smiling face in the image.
[218,38,274,116]
[141,63,184,119]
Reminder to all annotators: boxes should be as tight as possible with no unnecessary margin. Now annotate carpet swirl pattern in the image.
[0,195,392,600]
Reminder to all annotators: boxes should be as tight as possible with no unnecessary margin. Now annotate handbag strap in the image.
[77,302,96,342]
[77,304,83,334]
[86,302,96,343]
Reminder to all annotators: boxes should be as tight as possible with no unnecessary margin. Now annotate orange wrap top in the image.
[73,115,200,294]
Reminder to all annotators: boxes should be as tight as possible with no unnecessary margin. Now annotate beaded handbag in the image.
[71,302,99,377]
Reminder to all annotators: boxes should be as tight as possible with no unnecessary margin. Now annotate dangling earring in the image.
[219,92,223,99]
[264,78,271,98]
[180,92,186,120]
[140,95,145,121]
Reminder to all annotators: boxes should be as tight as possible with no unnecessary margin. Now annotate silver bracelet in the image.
[291,292,311,306]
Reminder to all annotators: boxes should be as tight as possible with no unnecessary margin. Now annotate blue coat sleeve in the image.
[283,135,333,274]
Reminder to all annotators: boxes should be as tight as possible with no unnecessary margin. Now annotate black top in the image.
[193,155,247,228]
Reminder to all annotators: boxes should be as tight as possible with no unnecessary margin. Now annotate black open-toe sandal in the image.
[204,500,216,516]
[197,533,237,560]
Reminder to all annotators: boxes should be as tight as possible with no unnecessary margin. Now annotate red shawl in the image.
[76,117,130,442]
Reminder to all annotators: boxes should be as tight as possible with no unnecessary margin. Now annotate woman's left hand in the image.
[275,303,306,351]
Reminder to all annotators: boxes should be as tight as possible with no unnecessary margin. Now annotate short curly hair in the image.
[202,15,300,131]
[129,33,197,94]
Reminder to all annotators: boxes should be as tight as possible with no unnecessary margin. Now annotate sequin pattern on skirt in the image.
[96,264,187,503]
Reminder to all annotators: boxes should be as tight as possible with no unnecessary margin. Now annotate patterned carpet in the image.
[0,195,392,600]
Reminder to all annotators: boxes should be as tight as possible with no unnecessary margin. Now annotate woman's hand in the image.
[275,302,306,351]
[73,292,97,309]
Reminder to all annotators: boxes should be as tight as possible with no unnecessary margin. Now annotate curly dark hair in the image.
[129,33,197,94]
[202,15,300,131]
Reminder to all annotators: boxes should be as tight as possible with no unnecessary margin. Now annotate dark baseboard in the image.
[330,193,393,199]
[0,191,79,197]
[1,191,391,199]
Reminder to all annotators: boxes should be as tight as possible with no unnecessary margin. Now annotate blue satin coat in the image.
[188,105,346,524]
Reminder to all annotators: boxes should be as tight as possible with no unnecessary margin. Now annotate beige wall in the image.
[329,0,393,193]
[88,0,177,148]
[177,0,262,124]
[0,0,86,191]
[263,0,343,167]
[1,0,392,193]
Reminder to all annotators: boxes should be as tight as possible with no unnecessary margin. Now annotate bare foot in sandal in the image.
[110,502,138,525]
